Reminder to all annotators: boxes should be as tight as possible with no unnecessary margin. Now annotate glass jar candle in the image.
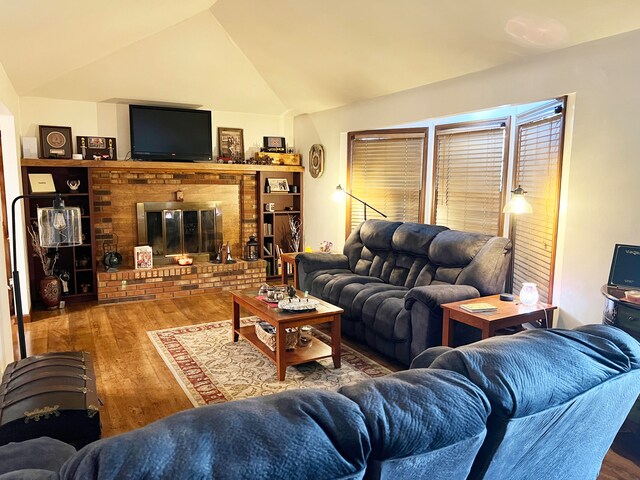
[520,283,539,306]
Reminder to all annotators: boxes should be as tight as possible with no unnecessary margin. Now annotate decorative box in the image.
[255,321,299,351]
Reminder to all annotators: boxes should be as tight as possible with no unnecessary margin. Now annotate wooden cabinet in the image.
[21,164,97,306]
[257,170,303,279]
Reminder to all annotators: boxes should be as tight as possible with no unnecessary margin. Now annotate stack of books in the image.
[460,303,498,313]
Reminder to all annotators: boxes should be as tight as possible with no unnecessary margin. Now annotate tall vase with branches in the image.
[288,215,301,252]
[27,222,61,309]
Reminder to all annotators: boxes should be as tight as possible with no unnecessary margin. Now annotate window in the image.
[346,128,427,232]
[511,99,566,303]
[432,120,510,235]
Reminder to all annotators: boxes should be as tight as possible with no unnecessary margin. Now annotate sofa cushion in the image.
[339,369,489,479]
[429,324,640,417]
[391,222,448,256]
[0,437,75,478]
[61,390,370,480]
[337,283,407,321]
[429,230,491,267]
[428,324,640,480]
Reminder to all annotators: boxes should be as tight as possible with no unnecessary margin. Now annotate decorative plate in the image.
[309,144,324,178]
[278,298,319,312]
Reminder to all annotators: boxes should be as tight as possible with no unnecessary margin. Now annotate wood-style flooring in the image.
[19,293,640,479]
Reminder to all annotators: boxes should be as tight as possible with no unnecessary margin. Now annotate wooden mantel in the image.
[21,158,304,173]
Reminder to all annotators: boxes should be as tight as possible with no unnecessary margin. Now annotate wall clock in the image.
[309,144,324,178]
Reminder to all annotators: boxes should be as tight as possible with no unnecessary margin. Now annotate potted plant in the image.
[27,223,61,309]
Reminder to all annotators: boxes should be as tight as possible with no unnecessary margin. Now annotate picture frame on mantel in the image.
[217,127,244,162]
[39,125,72,159]
[77,136,117,160]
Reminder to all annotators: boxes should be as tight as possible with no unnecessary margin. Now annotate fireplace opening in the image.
[136,201,222,265]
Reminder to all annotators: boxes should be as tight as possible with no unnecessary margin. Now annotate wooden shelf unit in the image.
[257,170,303,279]
[21,164,97,306]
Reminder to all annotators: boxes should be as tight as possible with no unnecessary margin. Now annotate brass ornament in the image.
[309,144,324,178]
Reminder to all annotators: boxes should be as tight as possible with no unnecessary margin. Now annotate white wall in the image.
[295,29,640,329]
[20,97,292,161]
[0,61,21,367]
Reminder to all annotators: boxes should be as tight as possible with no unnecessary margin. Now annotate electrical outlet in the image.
[121,280,127,288]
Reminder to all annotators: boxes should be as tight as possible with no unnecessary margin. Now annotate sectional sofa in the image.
[296,220,512,364]
[1,325,638,479]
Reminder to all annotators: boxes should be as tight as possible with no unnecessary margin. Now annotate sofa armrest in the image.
[410,346,454,369]
[296,253,350,272]
[405,284,480,311]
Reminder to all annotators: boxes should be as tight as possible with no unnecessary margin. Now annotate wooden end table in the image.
[231,289,343,381]
[280,252,301,289]
[441,294,557,347]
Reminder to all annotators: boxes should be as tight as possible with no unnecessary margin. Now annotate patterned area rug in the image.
[147,317,391,407]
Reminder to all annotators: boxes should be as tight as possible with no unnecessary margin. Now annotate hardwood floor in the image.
[19,293,640,478]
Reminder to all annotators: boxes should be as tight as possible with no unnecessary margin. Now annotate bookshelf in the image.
[256,170,303,279]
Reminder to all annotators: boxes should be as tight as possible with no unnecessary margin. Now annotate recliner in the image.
[297,220,512,364]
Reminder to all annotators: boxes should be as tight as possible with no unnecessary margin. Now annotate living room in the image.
[0,1,639,479]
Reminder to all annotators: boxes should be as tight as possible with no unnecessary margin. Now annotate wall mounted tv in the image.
[129,105,212,162]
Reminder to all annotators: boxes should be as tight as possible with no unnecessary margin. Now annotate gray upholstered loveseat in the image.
[297,220,512,365]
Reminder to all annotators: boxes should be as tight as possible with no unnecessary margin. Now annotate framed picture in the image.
[217,127,244,161]
[77,136,117,160]
[608,244,640,288]
[267,178,290,192]
[39,125,72,159]
[28,173,56,193]
[134,245,153,269]
[263,136,286,153]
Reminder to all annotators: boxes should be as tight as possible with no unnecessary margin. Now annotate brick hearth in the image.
[97,260,266,304]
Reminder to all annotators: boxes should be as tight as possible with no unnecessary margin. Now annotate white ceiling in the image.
[1,0,640,115]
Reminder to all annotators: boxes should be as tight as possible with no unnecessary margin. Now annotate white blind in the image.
[513,101,564,303]
[433,123,507,235]
[348,130,426,231]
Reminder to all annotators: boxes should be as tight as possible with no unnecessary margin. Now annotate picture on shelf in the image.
[267,178,290,192]
[134,246,153,269]
[217,127,244,161]
[39,125,73,159]
[28,173,56,193]
[77,136,117,160]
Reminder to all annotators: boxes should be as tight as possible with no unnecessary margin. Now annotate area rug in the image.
[147,317,392,407]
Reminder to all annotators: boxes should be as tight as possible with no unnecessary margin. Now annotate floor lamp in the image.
[11,193,82,359]
[502,185,533,296]
[334,185,387,220]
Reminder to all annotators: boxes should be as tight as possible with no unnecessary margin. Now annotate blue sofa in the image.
[1,325,638,480]
[296,220,512,365]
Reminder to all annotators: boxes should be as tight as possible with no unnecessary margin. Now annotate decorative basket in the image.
[255,321,299,351]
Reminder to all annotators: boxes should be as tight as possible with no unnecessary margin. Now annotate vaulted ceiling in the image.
[1,0,640,115]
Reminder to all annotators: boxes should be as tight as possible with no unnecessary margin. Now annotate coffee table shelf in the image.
[236,325,333,366]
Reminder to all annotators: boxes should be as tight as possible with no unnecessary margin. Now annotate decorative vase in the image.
[520,282,539,306]
[40,275,61,310]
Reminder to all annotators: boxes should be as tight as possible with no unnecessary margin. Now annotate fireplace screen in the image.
[136,201,222,259]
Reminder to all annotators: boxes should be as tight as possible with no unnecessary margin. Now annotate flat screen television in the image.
[129,105,212,161]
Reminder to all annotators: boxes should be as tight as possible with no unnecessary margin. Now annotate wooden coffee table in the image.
[231,289,344,381]
[441,294,557,347]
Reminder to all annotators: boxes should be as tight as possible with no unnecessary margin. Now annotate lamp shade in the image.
[503,185,533,214]
[37,204,82,247]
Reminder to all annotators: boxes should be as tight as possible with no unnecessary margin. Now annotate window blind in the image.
[432,122,508,235]
[512,100,565,304]
[347,129,427,232]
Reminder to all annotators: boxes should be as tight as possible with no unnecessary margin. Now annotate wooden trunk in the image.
[0,351,101,449]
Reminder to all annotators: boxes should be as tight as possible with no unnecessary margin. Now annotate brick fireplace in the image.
[91,167,263,303]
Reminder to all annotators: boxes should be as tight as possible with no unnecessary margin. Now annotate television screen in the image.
[129,105,212,161]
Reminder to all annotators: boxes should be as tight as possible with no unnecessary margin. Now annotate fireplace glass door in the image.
[137,202,222,261]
